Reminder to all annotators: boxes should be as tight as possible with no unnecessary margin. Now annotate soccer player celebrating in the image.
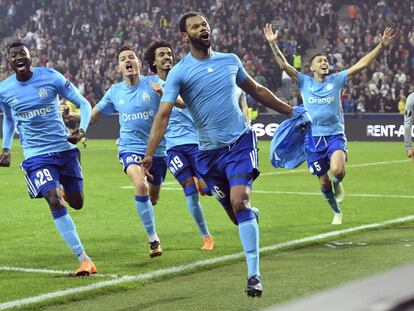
[404,93,414,160]
[87,45,168,258]
[144,39,214,251]
[0,41,95,276]
[264,24,397,225]
[141,12,292,297]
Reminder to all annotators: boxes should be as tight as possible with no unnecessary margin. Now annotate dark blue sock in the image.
[321,188,341,214]
[333,173,345,187]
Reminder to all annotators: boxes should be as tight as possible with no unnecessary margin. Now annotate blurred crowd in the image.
[0,0,412,113]
[324,0,414,113]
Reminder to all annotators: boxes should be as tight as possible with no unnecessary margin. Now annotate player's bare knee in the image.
[331,166,345,178]
[150,195,159,206]
[135,181,149,196]
[68,197,84,210]
[231,198,250,214]
[319,178,332,190]
[47,195,66,210]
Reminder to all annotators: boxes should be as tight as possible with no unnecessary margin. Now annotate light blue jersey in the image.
[0,67,92,159]
[166,107,198,150]
[96,76,166,156]
[297,70,348,136]
[161,51,249,151]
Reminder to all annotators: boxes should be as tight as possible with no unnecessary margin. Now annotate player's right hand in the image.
[407,149,414,161]
[263,23,278,43]
[139,156,154,180]
[150,82,163,96]
[67,128,85,144]
[0,148,11,167]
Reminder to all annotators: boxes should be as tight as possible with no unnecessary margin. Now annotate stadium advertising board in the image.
[251,114,409,141]
[0,114,410,141]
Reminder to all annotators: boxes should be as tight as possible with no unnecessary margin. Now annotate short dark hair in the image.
[178,11,203,32]
[116,44,134,60]
[8,40,29,53]
[310,53,325,65]
[144,40,174,73]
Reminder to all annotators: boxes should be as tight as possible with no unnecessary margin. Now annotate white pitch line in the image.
[0,266,73,275]
[251,190,414,200]
[0,266,122,278]
[1,215,414,310]
[261,159,409,176]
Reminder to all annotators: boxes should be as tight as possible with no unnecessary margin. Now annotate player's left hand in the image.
[0,148,11,167]
[380,27,398,47]
[67,128,85,144]
[150,82,163,96]
[139,156,154,180]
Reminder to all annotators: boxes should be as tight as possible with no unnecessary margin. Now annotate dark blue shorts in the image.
[21,148,83,199]
[166,144,201,183]
[196,130,260,209]
[307,134,347,176]
[119,152,167,185]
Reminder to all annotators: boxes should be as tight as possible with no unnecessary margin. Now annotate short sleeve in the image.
[296,71,307,88]
[95,88,116,115]
[234,54,248,86]
[334,70,348,88]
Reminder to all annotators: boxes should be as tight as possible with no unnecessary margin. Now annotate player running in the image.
[264,24,397,225]
[144,39,214,251]
[0,41,95,276]
[141,12,292,297]
[86,45,172,258]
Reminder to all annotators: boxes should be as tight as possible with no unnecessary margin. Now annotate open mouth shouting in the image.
[125,62,134,73]
[15,59,28,73]
[320,64,328,72]
[200,31,210,42]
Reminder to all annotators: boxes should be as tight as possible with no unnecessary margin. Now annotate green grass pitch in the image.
[1,140,413,310]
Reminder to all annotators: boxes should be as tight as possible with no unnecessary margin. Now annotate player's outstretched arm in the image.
[65,108,101,144]
[263,23,298,83]
[240,75,292,116]
[0,105,14,167]
[348,27,398,78]
[140,102,174,177]
[62,107,101,126]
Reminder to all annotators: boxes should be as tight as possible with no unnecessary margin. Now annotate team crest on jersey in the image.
[142,92,151,102]
[38,88,48,97]
[119,99,126,105]
[326,83,334,91]
[207,67,214,73]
